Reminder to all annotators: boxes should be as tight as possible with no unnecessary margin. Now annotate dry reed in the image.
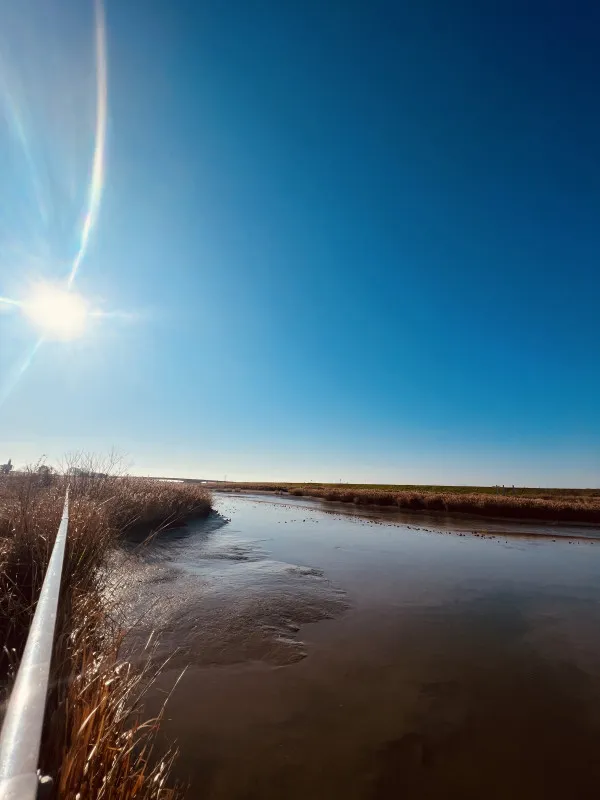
[0,456,212,798]
[287,486,600,523]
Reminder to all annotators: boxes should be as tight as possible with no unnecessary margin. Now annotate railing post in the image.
[0,489,70,800]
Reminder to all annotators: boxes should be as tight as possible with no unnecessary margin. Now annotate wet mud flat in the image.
[122,493,600,799]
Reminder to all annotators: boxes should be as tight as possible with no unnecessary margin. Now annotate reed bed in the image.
[216,481,600,524]
[288,486,600,523]
[0,459,212,798]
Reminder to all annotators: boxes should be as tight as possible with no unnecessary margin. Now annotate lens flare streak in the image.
[0,338,44,410]
[67,0,107,287]
[0,296,23,307]
[0,60,49,224]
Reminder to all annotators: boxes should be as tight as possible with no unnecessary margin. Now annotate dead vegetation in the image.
[216,482,600,524]
[286,486,600,523]
[0,455,212,798]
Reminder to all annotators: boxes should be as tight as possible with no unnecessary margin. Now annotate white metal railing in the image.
[0,489,70,800]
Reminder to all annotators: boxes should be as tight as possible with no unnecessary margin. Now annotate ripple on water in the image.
[115,516,348,669]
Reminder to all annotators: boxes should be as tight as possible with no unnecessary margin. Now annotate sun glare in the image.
[22,283,89,340]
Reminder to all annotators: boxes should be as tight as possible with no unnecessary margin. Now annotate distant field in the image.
[212,482,600,524]
[301,484,600,498]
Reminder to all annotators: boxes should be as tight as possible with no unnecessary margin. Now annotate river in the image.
[124,492,600,799]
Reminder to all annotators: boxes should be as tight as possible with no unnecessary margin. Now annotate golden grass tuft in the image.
[0,456,212,798]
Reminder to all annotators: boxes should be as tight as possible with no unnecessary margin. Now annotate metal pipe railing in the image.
[0,489,70,800]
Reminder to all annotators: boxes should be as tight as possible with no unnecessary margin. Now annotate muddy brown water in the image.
[123,493,600,799]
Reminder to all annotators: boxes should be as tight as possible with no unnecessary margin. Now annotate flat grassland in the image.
[213,482,600,524]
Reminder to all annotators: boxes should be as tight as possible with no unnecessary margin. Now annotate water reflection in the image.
[126,493,600,799]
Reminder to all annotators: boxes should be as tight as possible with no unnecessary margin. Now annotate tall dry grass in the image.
[0,457,212,798]
[286,486,600,523]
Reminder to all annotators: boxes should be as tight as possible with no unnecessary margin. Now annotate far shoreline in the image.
[213,483,600,528]
[216,489,600,539]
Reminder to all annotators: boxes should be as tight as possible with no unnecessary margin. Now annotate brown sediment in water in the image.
[118,519,349,670]
[132,494,600,799]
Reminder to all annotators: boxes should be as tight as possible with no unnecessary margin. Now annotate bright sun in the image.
[22,282,89,341]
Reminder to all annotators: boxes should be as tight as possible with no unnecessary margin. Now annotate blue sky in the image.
[0,0,599,485]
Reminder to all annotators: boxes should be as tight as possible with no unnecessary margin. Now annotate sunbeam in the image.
[0,60,49,224]
[0,337,43,410]
[0,296,23,307]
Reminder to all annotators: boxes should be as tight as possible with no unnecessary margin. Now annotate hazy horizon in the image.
[2,442,598,489]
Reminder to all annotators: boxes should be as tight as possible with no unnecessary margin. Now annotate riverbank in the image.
[0,465,212,798]
[215,483,600,524]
